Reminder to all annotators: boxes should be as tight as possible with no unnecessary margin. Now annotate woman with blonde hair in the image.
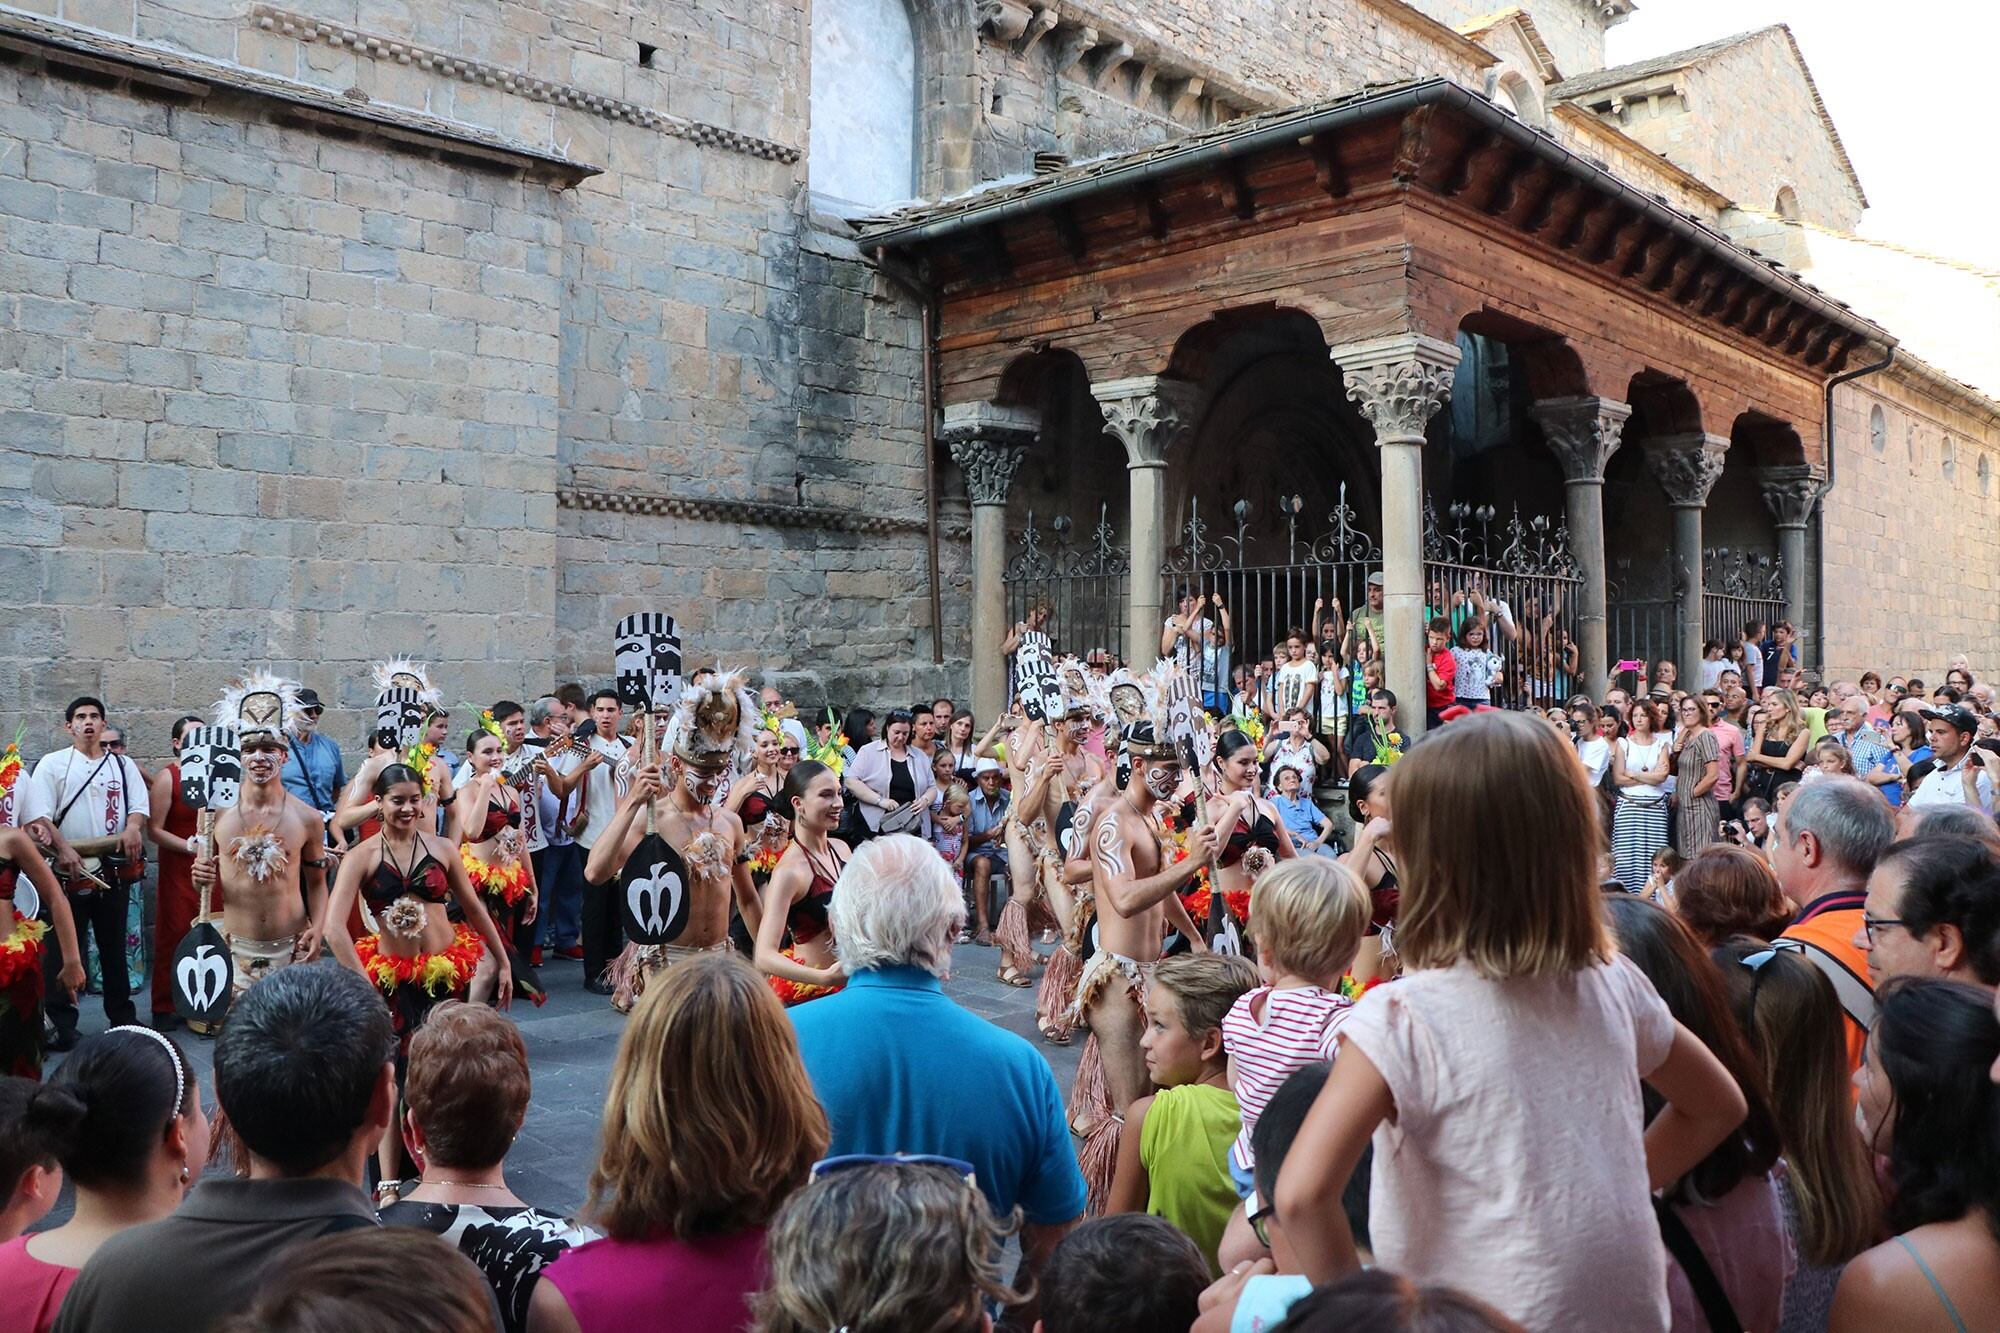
[1743,689,1808,804]
[1713,938,1883,1333]
[755,1160,1023,1333]
[528,953,828,1333]
[1274,712,1748,1332]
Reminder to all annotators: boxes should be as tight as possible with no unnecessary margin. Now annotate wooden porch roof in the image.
[863,80,1892,444]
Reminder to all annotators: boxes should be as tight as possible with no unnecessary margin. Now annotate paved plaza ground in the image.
[45,939,1086,1218]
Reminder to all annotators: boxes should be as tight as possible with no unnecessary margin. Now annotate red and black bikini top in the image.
[787,844,845,945]
[739,785,777,827]
[476,799,520,842]
[1218,810,1282,868]
[369,843,451,908]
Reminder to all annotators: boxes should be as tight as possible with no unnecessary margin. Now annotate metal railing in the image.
[1003,504,1129,668]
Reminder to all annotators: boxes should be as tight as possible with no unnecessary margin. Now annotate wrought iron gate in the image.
[1609,549,1785,678]
[1002,505,1129,664]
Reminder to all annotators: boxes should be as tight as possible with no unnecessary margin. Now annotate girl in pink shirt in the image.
[1274,712,1749,1333]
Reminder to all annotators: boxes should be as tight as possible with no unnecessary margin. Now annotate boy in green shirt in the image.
[1106,952,1258,1274]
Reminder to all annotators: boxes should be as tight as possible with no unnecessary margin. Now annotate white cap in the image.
[974,756,1004,776]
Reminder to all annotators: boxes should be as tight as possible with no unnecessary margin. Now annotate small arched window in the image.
[1868,404,1886,454]
[809,0,917,211]
[1775,186,1801,221]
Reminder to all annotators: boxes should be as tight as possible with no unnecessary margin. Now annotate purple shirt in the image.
[540,1227,766,1333]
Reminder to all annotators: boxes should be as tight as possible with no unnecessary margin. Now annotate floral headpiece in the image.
[807,707,848,777]
[0,726,24,797]
[472,707,504,744]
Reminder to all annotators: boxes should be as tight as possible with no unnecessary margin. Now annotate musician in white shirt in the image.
[543,689,631,994]
[19,695,148,1042]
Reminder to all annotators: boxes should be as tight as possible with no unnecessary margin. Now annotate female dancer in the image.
[753,762,849,1005]
[1203,730,1297,948]
[728,723,790,887]
[1341,764,1398,985]
[324,764,511,1196]
[0,827,84,1078]
[453,726,541,1007]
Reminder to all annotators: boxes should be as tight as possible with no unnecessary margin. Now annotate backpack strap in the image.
[1790,935,1877,1033]
[1654,1197,1744,1333]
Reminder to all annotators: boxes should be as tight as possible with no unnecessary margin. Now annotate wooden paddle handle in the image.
[197,809,215,922]
[642,710,656,837]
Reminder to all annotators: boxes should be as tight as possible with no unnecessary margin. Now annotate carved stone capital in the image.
[1092,375,1197,468]
[1531,396,1632,483]
[1333,334,1462,443]
[1644,432,1730,507]
[977,0,1034,43]
[1755,464,1827,529]
[940,401,1038,507]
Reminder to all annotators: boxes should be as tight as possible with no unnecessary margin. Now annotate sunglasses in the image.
[810,1153,977,1187]
[780,746,800,756]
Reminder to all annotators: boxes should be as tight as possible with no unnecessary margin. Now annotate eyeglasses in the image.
[104,740,125,749]
[1861,914,1909,945]
[780,747,800,756]
[1249,1197,1276,1248]
[810,1153,977,1187]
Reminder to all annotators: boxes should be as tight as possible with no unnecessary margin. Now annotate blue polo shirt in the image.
[790,966,1085,1226]
[280,731,346,817]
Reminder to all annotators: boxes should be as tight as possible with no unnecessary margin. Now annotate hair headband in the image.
[105,1024,187,1118]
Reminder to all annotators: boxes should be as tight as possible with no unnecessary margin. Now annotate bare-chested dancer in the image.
[996,698,1105,986]
[192,729,328,998]
[585,672,760,1012]
[1082,720,1218,1114]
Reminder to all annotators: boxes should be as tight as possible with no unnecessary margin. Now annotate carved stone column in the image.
[1333,334,1460,735]
[1644,433,1729,687]
[1756,463,1827,667]
[1093,376,1197,669]
[942,402,1038,724]
[1532,396,1632,700]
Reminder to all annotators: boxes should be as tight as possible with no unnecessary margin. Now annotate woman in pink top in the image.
[1274,712,1750,1333]
[527,954,829,1333]
[0,1026,208,1333]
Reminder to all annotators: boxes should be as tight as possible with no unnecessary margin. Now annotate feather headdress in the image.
[1056,656,1110,721]
[214,669,303,742]
[1112,659,1205,764]
[371,658,441,707]
[672,669,759,771]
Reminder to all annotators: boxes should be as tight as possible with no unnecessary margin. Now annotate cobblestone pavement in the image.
[46,937,1085,1218]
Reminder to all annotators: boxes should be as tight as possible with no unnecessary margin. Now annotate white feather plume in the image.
[370,657,441,706]
[214,669,303,737]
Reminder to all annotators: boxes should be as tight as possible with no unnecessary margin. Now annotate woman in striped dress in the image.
[1610,700,1672,891]
[1671,695,1722,857]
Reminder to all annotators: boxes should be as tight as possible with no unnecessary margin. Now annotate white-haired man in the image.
[788,834,1083,1318]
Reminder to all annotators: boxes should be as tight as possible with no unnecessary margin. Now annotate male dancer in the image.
[997,689,1107,982]
[193,681,329,998]
[584,673,760,1010]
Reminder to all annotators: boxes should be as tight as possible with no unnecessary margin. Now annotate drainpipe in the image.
[875,255,945,665]
[1814,348,1894,672]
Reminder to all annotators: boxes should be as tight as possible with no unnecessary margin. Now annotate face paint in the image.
[1143,763,1179,800]
[685,767,722,801]
[1066,719,1091,742]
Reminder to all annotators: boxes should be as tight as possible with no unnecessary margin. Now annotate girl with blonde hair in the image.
[528,953,828,1333]
[1273,712,1749,1332]
[1744,689,1808,803]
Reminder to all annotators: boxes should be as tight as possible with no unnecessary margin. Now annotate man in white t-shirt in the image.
[1907,704,1995,813]
[20,695,149,1044]
[545,689,632,994]
[526,696,585,961]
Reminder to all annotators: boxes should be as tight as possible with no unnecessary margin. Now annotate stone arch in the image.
[1869,403,1887,454]
[1775,186,1802,221]
[1439,312,1575,526]
[990,347,1120,531]
[1493,69,1545,127]
[809,0,918,210]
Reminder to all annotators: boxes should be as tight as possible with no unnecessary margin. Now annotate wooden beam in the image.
[1588,206,1637,265]
[1619,222,1662,279]
[1481,150,1543,218]
[1052,203,1087,261]
[1140,184,1170,240]
[1390,104,1438,184]
[982,223,1014,280]
[1736,289,1777,338]
[1211,159,1255,220]
[1523,173,1576,235]
[1443,128,1500,198]
[1307,133,1350,198]
[1558,193,1606,251]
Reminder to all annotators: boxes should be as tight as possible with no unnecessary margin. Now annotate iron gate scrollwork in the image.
[1003,504,1130,667]
[1420,499,1583,711]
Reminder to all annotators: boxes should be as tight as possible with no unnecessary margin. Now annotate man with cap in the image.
[964,756,1011,945]
[583,672,761,1011]
[1343,572,1386,667]
[1906,703,1995,813]
[280,687,346,851]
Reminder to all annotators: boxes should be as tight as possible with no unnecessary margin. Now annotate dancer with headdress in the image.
[324,759,511,1196]
[335,659,455,843]
[1202,726,1299,946]
[995,660,1107,988]
[0,829,83,1079]
[190,671,330,1001]
[586,671,761,1013]
[454,711,543,1007]
[1068,663,1220,1211]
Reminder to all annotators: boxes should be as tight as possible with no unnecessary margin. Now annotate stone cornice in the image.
[1355,0,1500,73]
[250,6,801,164]
[557,487,966,538]
[0,6,598,181]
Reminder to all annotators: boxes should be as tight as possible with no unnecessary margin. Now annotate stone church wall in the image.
[1822,370,2000,682]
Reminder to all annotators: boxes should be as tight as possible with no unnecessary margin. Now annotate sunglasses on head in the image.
[810,1153,977,1186]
